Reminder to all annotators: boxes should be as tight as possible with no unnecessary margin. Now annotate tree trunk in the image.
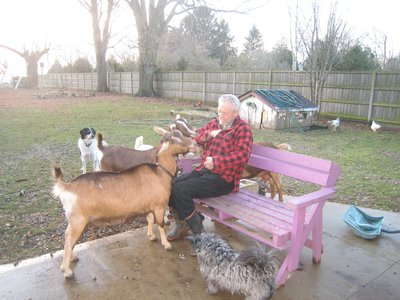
[96,51,109,92]
[81,0,116,93]
[26,57,39,88]
[126,0,169,97]
[138,63,156,97]
[136,20,161,97]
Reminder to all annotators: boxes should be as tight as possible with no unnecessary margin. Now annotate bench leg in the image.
[275,258,290,287]
[311,211,323,264]
[287,209,306,272]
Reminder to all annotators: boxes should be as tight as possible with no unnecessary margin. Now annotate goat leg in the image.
[269,177,277,199]
[146,212,157,241]
[61,221,86,278]
[270,172,284,202]
[154,207,172,250]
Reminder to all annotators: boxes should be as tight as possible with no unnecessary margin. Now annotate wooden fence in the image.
[39,70,400,125]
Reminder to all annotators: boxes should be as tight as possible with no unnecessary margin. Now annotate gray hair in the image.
[218,94,241,112]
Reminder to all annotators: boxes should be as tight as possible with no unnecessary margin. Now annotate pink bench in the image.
[178,144,341,286]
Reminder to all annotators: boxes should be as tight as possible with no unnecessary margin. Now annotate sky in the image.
[1,0,399,80]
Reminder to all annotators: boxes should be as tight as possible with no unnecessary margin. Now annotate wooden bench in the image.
[177,144,341,286]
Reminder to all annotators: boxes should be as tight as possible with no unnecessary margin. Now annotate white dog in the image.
[78,127,103,173]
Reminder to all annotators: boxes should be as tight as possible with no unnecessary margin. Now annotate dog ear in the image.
[80,128,86,137]
[185,235,196,244]
[91,128,96,135]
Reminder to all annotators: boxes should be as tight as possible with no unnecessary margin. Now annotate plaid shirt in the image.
[194,116,253,192]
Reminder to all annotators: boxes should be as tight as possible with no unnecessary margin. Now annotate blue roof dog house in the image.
[239,89,318,130]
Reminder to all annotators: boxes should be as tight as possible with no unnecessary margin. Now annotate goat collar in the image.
[156,163,176,179]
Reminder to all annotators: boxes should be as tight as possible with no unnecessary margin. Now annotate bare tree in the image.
[0,45,49,88]
[124,0,263,97]
[124,0,181,96]
[80,0,119,92]
[294,1,349,108]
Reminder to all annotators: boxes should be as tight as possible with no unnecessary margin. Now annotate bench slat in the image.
[249,145,341,187]
[251,144,333,172]
[231,191,294,225]
[195,195,292,236]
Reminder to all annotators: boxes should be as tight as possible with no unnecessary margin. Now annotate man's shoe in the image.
[186,213,204,235]
[167,220,189,241]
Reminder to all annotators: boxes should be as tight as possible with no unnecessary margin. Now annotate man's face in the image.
[218,102,238,127]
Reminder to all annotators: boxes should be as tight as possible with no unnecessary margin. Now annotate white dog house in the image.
[239,89,318,130]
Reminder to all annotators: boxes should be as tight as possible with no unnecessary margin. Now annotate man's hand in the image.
[204,156,214,170]
[209,130,221,138]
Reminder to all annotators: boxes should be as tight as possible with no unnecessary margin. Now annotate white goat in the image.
[134,135,154,151]
[52,126,191,278]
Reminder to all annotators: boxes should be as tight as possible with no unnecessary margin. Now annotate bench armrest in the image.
[286,187,337,210]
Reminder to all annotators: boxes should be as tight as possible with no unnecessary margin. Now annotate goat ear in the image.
[175,114,181,120]
[154,126,168,135]
[169,123,176,131]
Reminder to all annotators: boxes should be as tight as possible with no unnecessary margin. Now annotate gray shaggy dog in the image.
[188,232,279,300]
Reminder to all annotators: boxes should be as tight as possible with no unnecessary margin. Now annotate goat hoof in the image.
[164,242,172,250]
[147,234,157,241]
[70,254,79,262]
[63,269,74,279]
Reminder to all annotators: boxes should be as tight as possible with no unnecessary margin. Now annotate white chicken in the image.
[134,136,154,151]
[327,117,340,132]
[371,120,382,132]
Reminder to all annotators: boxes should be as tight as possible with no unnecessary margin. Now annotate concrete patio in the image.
[1,202,399,300]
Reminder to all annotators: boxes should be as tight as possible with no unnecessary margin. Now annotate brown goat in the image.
[97,133,157,172]
[241,142,291,202]
[52,126,191,278]
[97,130,199,172]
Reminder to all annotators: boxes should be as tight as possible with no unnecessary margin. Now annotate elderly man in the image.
[168,94,253,243]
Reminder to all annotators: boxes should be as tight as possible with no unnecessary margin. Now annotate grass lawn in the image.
[0,88,399,265]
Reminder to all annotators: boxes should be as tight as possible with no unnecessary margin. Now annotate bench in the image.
[177,144,341,286]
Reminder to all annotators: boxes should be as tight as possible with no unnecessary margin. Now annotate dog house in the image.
[239,89,318,130]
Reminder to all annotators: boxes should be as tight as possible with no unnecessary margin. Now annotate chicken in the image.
[371,120,382,132]
[327,117,340,131]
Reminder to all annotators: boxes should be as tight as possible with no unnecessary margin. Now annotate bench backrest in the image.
[249,144,341,187]
[177,144,341,188]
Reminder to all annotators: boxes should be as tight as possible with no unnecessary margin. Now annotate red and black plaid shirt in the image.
[194,116,253,192]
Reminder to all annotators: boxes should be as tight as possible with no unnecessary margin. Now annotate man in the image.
[168,94,253,242]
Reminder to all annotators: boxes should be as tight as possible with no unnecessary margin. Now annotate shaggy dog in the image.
[188,232,279,300]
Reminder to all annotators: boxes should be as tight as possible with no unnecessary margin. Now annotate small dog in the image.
[188,232,279,300]
[78,127,101,174]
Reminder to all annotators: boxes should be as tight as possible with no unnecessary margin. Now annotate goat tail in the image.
[277,143,292,151]
[97,133,105,150]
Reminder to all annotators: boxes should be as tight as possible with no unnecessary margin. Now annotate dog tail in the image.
[277,143,292,151]
[238,246,279,272]
[98,133,105,150]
